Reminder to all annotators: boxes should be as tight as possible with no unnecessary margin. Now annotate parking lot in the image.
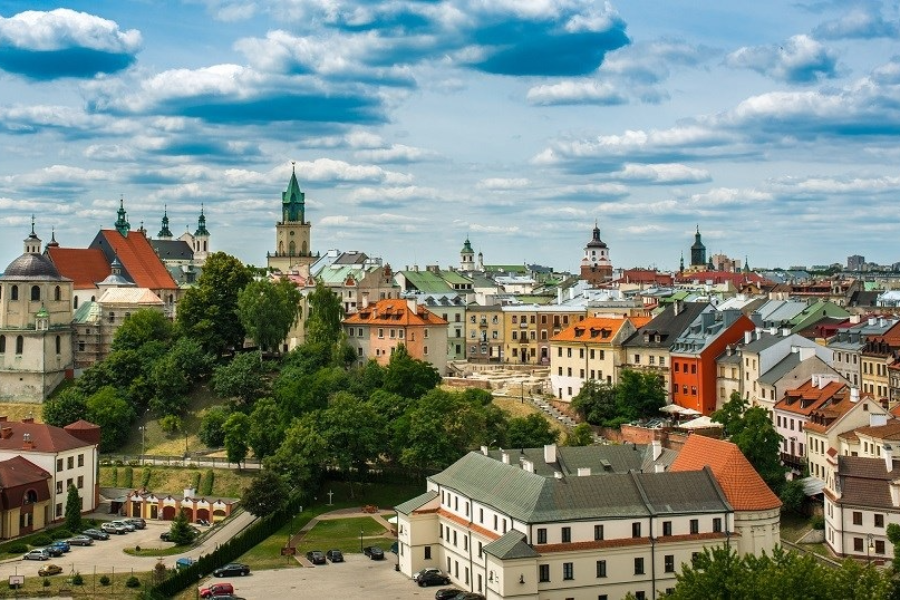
[201,554,456,600]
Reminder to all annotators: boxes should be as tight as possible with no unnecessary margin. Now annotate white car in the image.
[101,522,127,535]
[113,520,136,532]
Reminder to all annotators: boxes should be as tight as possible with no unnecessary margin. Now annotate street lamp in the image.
[139,426,146,465]
[867,533,875,565]
[360,529,364,553]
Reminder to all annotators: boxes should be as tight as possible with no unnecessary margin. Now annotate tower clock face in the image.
[290,231,295,236]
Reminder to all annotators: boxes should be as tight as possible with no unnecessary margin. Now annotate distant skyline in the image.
[1,1,899,272]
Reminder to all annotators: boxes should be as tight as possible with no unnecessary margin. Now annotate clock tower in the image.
[267,163,316,272]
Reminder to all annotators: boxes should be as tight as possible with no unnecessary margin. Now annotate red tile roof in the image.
[46,247,110,290]
[344,299,448,327]
[93,230,178,290]
[0,420,95,453]
[552,316,651,343]
[670,434,782,511]
[0,456,51,488]
[773,380,847,417]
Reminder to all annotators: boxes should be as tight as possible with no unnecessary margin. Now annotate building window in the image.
[56,459,63,472]
[56,503,62,517]
[877,540,886,554]
[424,546,431,559]
[67,457,74,469]
[853,512,863,525]
[636,593,646,600]
[664,555,675,573]
[690,519,699,534]
[31,285,40,301]
[56,481,62,494]
[11,285,18,301]
[594,524,604,540]
[539,564,550,582]
[77,476,83,489]
[15,336,23,354]
[662,521,672,536]
[55,336,61,354]
[713,518,722,533]
[596,560,607,578]
[562,526,571,543]
[0,336,4,353]
[563,562,574,580]
[537,528,547,544]
[634,557,645,575]
[875,514,885,528]
[854,537,864,552]
[632,522,641,538]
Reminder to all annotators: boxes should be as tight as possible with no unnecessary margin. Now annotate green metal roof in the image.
[395,490,438,515]
[73,301,101,324]
[485,264,528,274]
[440,271,472,285]
[484,531,539,559]
[401,270,454,293]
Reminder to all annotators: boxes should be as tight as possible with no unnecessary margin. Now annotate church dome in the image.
[586,225,607,249]
[1,253,63,280]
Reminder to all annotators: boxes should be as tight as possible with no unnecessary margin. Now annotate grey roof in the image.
[1,253,67,281]
[395,490,438,515]
[623,302,710,350]
[742,332,788,353]
[485,445,676,478]
[150,239,193,261]
[757,353,802,386]
[484,531,539,559]
[430,451,731,524]
[752,300,807,327]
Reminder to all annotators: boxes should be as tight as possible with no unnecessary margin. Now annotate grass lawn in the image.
[0,402,44,423]
[493,395,568,436]
[780,511,812,543]
[120,384,222,456]
[299,516,396,555]
[99,465,256,498]
[0,569,156,598]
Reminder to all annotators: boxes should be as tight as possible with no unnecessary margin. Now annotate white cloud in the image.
[526,80,626,106]
[354,144,438,163]
[611,163,711,184]
[725,34,838,84]
[477,178,532,190]
[0,8,141,52]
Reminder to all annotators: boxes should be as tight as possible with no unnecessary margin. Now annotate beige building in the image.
[502,306,587,366]
[466,305,504,362]
[0,226,74,402]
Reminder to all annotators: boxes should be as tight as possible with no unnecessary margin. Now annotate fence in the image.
[100,454,262,470]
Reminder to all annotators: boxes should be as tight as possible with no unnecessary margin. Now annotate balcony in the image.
[781,453,805,470]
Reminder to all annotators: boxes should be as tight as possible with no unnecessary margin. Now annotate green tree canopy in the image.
[222,412,250,468]
[198,406,231,448]
[320,392,386,495]
[64,484,82,533]
[177,252,253,355]
[712,393,785,494]
[265,416,328,487]
[505,413,559,449]
[305,279,344,348]
[615,369,666,420]
[247,397,284,460]
[43,387,87,428]
[85,386,136,452]
[565,422,595,447]
[167,509,196,546]
[111,309,174,352]
[382,344,442,399]
[571,380,619,426]
[240,469,288,516]
[237,277,302,354]
[212,351,268,404]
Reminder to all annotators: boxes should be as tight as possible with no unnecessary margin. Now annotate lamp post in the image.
[867,533,875,565]
[360,529,364,553]
[139,426,146,465]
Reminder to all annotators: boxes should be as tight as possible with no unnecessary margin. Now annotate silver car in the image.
[23,549,49,561]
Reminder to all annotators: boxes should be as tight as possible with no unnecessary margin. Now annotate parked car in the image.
[126,517,146,529]
[82,528,109,541]
[325,549,344,563]
[209,596,246,600]
[419,571,452,587]
[23,549,49,561]
[305,550,326,565]
[38,564,63,577]
[451,594,485,600]
[160,531,172,542]
[176,558,196,570]
[415,567,444,582]
[199,582,234,598]
[49,540,70,553]
[44,546,64,558]
[66,535,93,547]
[101,522,126,535]
[435,590,463,600]
[112,520,135,532]
[363,546,384,560]
[212,563,250,577]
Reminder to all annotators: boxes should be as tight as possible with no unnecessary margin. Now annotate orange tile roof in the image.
[551,316,650,343]
[773,380,847,417]
[670,434,782,511]
[344,299,448,326]
[94,230,178,290]
[46,247,110,290]
[437,509,500,541]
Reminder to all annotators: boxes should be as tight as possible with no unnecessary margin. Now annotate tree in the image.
[85,386,135,452]
[565,422,595,446]
[382,344,441,399]
[712,393,785,494]
[64,484,82,533]
[176,252,253,355]
[265,416,328,487]
[888,522,900,573]
[320,392,386,495]
[780,478,806,514]
[222,412,250,468]
[167,509,196,546]
[711,391,748,437]
[111,309,174,352]
[505,413,559,449]
[241,469,288,516]
[238,278,302,354]
[211,351,268,404]
[615,369,666,420]
[198,406,230,448]
[571,380,619,426]
[42,387,87,428]
[247,398,284,460]
[305,279,344,348]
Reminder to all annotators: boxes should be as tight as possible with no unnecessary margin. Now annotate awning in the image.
[678,416,721,429]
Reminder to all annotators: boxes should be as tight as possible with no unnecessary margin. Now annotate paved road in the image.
[0,511,256,581]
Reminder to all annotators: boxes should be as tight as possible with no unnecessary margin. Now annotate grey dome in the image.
[1,253,63,281]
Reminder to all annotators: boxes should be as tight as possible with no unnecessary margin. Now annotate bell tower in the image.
[268,163,314,272]
[580,221,613,286]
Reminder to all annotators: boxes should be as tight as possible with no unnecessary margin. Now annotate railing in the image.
[100,454,262,470]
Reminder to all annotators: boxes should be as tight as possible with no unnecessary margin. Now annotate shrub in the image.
[160,414,182,435]
[53,529,71,539]
[810,514,825,530]
[8,543,27,554]
[99,575,111,586]
[72,573,84,586]
[142,467,152,488]
[125,576,141,588]
[32,535,52,546]
[42,578,50,588]
[111,466,118,486]
[191,471,201,491]
[123,466,134,488]
[201,470,214,496]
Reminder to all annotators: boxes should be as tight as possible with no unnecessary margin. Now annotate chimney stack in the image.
[544,444,558,464]
[502,452,510,465]
[651,440,663,461]
[577,467,591,477]
[22,432,33,450]
[885,444,894,473]
[851,387,860,403]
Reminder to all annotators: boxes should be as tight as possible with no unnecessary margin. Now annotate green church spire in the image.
[194,203,209,236]
[158,205,172,238]
[281,161,305,224]
[115,197,130,236]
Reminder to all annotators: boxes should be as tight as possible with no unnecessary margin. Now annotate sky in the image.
[1,1,900,274]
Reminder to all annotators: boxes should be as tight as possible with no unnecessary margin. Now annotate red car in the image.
[199,582,234,598]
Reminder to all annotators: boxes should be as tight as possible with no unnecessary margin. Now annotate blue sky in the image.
[1,1,899,273]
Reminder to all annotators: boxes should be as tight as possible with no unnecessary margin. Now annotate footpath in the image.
[288,507,396,567]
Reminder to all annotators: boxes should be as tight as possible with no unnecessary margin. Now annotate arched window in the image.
[0,336,5,353]
[24,489,37,504]
[10,285,18,301]
[203,241,207,251]
[90,296,95,302]
[54,286,61,301]
[15,336,23,354]
[108,312,115,323]
[302,241,308,255]
[74,296,79,309]
[289,241,296,256]
[30,285,40,301]
[55,336,61,354]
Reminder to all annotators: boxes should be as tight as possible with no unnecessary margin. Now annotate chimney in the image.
[407,299,418,314]
[651,440,662,461]
[654,464,666,473]
[22,417,34,424]
[22,432,33,450]
[891,481,900,507]
[884,444,893,473]
[502,452,510,465]
[0,416,7,422]
[744,330,752,344]
[755,327,763,340]
[522,459,534,473]
[782,328,791,337]
[577,467,591,477]
[480,445,489,456]
[557,288,562,305]
[871,413,888,427]
[797,347,815,361]
[361,294,369,309]
[869,317,877,326]
[0,427,11,439]
[769,327,777,335]
[880,318,887,327]
[851,387,860,403]
[544,444,557,464]
[554,471,563,479]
